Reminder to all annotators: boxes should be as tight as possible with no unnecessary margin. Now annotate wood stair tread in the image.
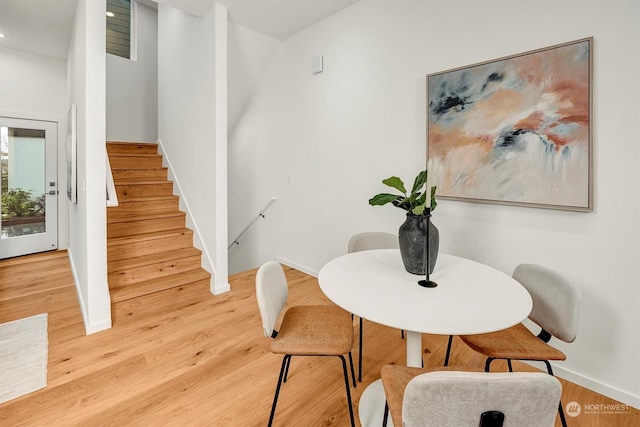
[108,153,162,158]
[108,247,202,273]
[108,228,193,246]
[114,180,172,185]
[109,196,179,206]
[109,268,211,303]
[112,168,168,173]
[107,212,185,224]
[113,195,177,201]
[107,141,157,146]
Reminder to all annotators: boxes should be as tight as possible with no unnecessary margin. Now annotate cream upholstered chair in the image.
[381,366,562,427]
[347,232,399,382]
[347,231,398,253]
[256,261,356,427]
[459,263,582,427]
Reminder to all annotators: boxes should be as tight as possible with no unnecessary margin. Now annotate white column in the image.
[213,3,230,294]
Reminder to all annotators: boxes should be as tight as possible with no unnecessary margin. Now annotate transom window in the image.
[106,0,132,59]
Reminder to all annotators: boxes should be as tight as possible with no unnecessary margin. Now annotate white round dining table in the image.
[317,249,533,426]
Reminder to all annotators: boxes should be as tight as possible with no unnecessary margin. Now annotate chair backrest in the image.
[402,371,561,427]
[347,232,398,253]
[513,264,582,343]
[255,261,289,338]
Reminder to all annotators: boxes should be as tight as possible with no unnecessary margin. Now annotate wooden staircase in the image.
[106,142,211,304]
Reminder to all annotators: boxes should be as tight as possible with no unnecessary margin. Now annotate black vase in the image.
[398,213,439,275]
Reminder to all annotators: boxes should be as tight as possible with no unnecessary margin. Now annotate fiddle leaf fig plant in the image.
[369,169,437,215]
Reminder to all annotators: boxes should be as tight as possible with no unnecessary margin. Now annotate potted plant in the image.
[369,169,439,275]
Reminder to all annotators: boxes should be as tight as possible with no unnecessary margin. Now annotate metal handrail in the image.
[228,197,278,250]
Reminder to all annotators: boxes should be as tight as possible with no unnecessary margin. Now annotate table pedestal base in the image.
[405,330,422,367]
[358,379,393,427]
[359,331,422,426]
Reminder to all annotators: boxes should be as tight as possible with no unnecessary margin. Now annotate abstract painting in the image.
[427,38,592,211]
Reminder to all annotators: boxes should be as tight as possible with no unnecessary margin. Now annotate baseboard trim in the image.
[549,364,639,409]
[156,139,216,291]
[275,257,319,278]
[84,319,113,335]
[213,280,231,295]
[67,248,112,335]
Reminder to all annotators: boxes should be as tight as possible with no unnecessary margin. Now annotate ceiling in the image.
[0,0,359,61]
[0,0,78,61]
[215,0,360,40]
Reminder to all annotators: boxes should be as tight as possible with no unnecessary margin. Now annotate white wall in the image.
[106,2,158,142]
[0,48,67,115]
[67,0,111,334]
[226,23,281,274]
[158,4,229,293]
[227,23,281,132]
[0,47,69,249]
[229,0,640,407]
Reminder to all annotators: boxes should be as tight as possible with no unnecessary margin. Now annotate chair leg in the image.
[358,316,363,382]
[543,361,567,427]
[338,355,356,427]
[268,355,290,427]
[444,335,453,366]
[383,401,389,427]
[348,351,357,387]
[557,401,568,427]
[484,357,494,372]
[283,354,291,382]
[543,360,554,376]
[507,359,513,372]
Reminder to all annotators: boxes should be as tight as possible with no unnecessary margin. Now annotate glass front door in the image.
[0,117,58,258]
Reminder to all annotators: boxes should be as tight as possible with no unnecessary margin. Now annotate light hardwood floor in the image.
[0,250,637,426]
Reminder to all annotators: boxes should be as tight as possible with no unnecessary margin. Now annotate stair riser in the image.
[116,183,174,200]
[108,199,180,218]
[109,155,163,169]
[108,233,194,261]
[108,255,203,287]
[108,247,202,273]
[112,169,168,182]
[107,143,158,155]
[108,216,185,238]
[110,278,210,304]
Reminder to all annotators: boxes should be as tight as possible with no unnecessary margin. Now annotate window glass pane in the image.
[106,0,131,59]
[1,127,46,238]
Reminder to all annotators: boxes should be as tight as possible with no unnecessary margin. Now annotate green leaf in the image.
[411,191,427,215]
[369,193,402,206]
[410,170,427,194]
[392,197,412,212]
[412,204,425,215]
[382,176,407,195]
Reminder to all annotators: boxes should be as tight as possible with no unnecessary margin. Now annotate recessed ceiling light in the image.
[106,11,115,17]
